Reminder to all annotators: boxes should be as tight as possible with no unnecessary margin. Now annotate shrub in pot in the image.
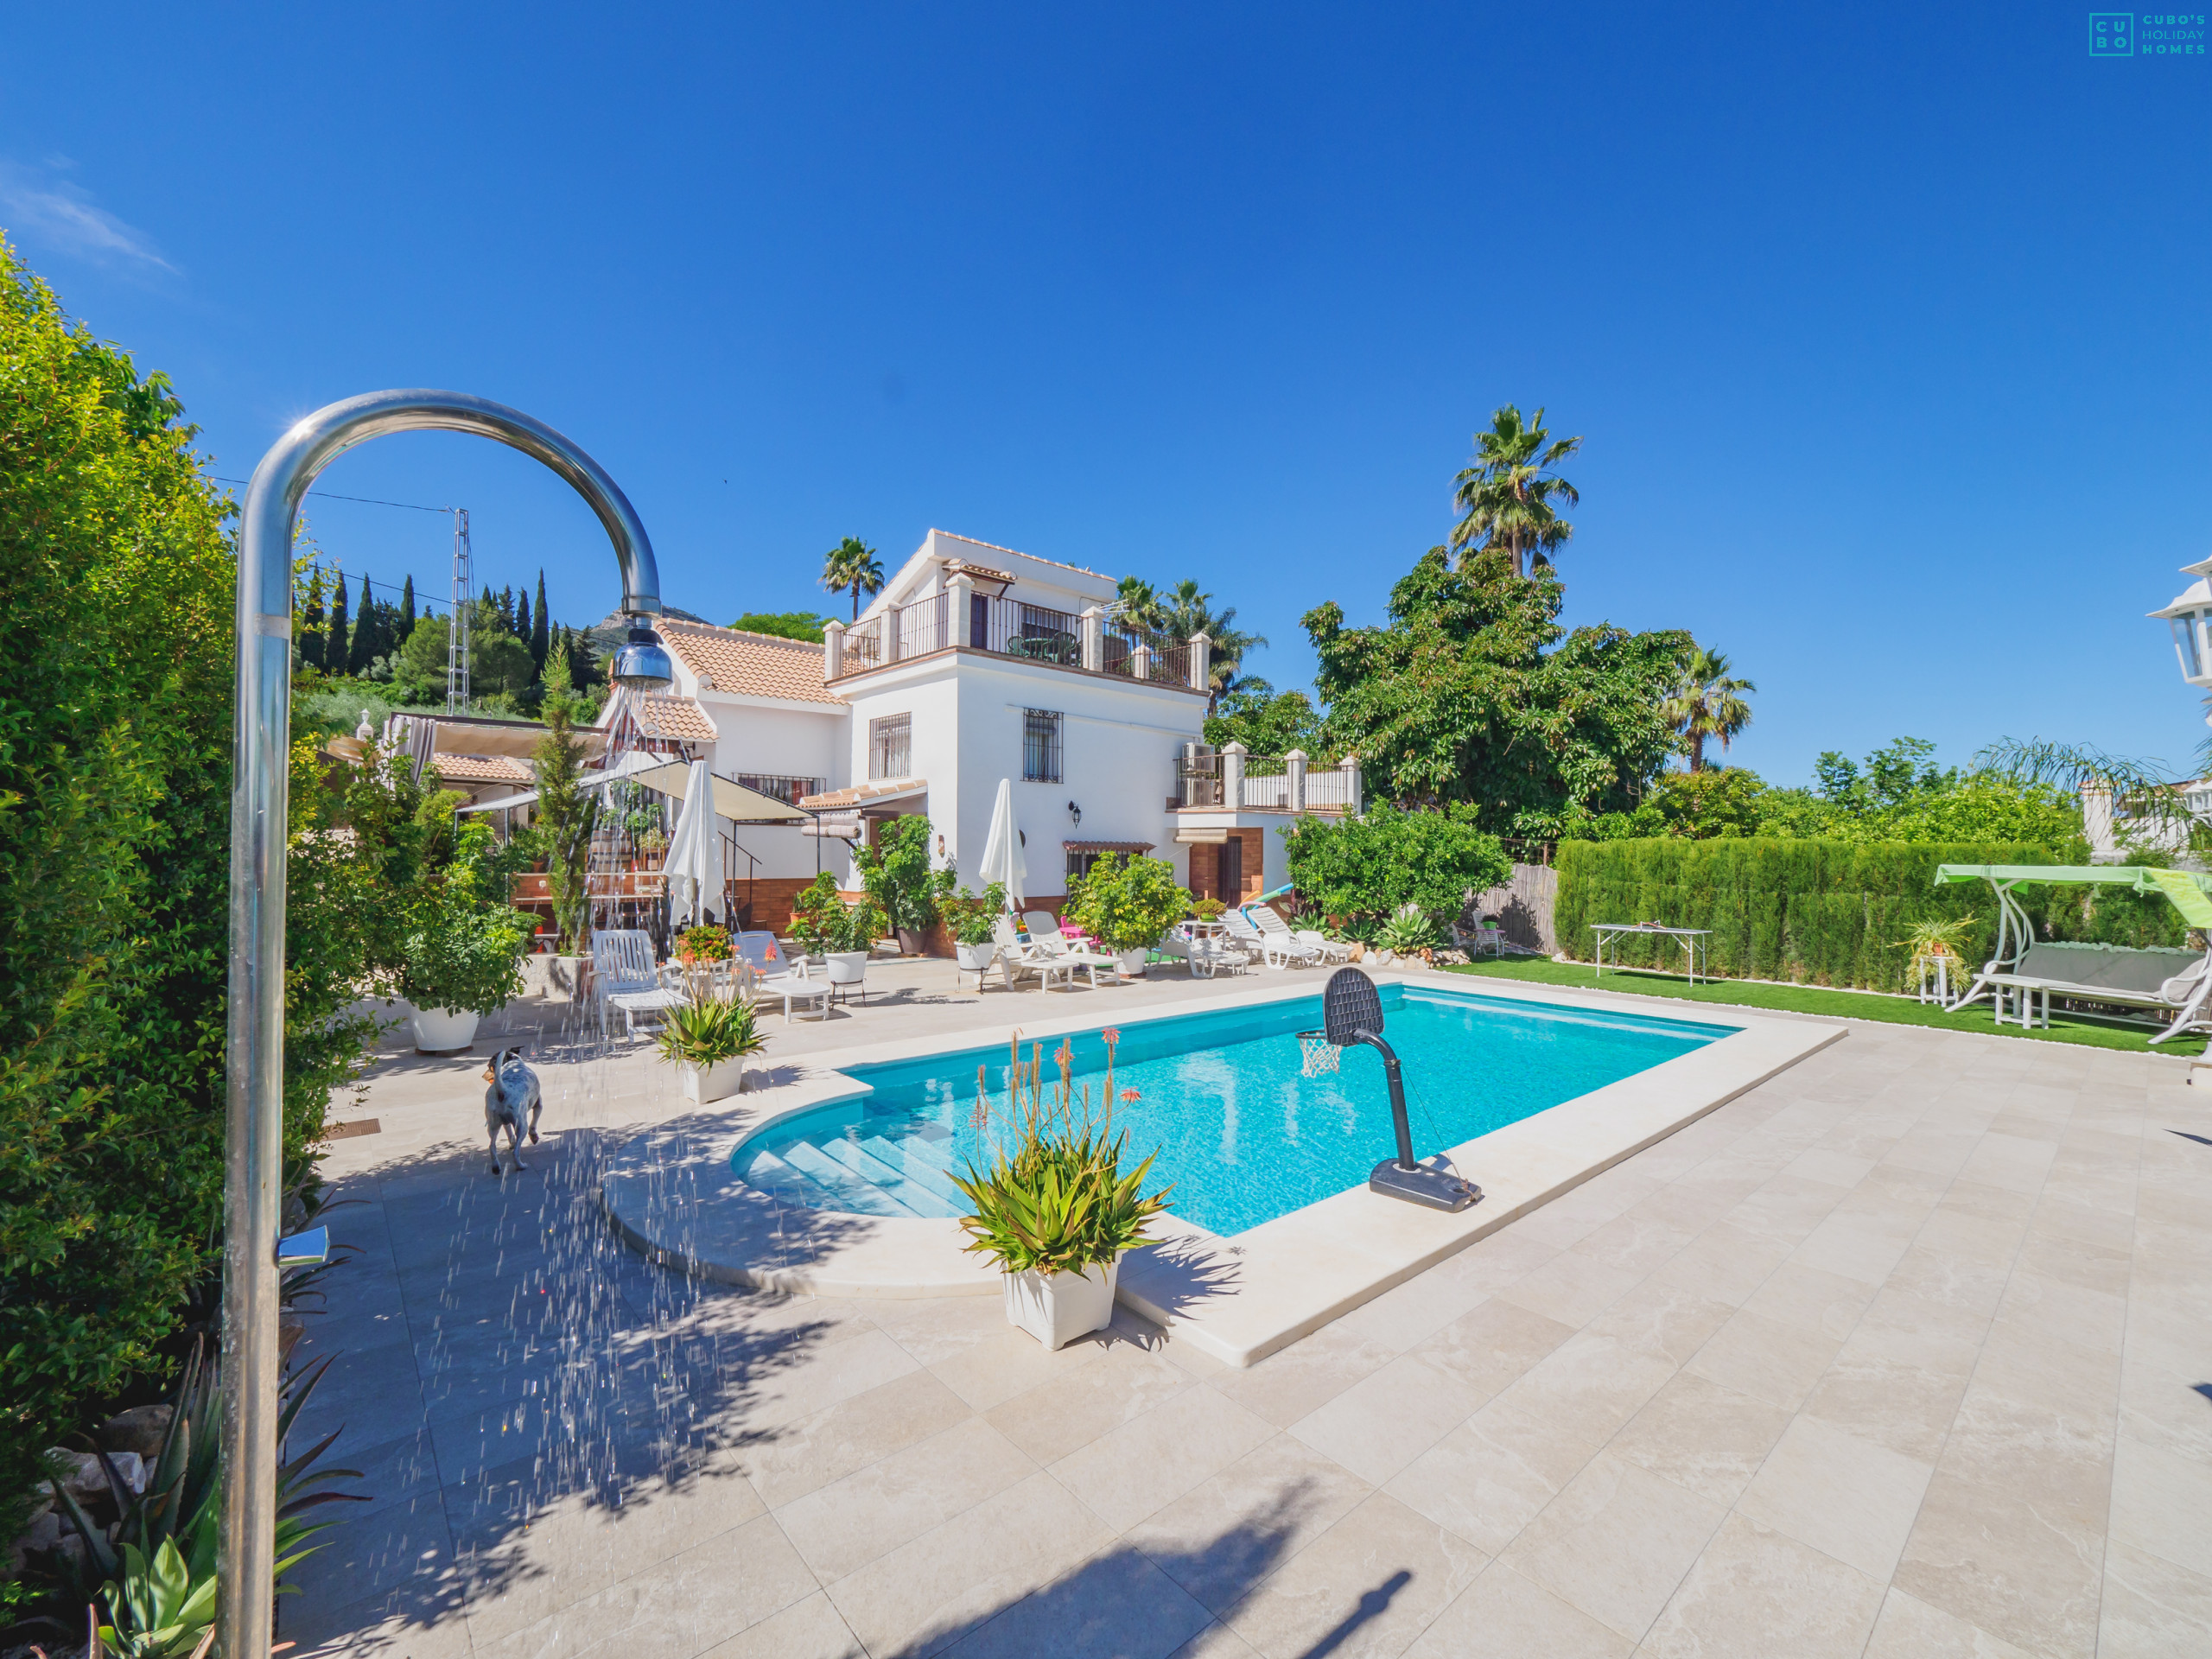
[856,814,956,953]
[654,994,767,1104]
[940,880,1010,971]
[1066,853,1193,978]
[791,872,887,968]
[950,1046,1171,1350]
[395,898,533,1052]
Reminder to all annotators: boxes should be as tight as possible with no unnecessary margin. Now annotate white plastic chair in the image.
[591,928,688,1039]
[825,951,868,1007]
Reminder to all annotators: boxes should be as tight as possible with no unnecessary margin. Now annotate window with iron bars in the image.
[1022,709,1063,784]
[868,714,911,780]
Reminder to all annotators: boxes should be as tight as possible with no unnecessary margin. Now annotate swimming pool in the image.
[731,984,1734,1234]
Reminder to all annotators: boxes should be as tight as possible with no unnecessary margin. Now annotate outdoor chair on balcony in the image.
[590,928,689,1040]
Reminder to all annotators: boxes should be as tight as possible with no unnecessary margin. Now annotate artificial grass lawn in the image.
[1446,956,2206,1058]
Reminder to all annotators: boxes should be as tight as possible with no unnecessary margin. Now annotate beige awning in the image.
[1174,828,1230,844]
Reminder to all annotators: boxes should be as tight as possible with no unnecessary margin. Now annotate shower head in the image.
[610,624,675,690]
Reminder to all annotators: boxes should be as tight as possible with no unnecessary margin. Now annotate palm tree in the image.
[1662,648,1757,772]
[1113,575,1165,632]
[1160,579,1266,709]
[822,537,884,621]
[1451,405,1582,578]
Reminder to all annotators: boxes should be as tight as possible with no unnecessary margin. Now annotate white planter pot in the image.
[678,1057,747,1105]
[955,941,995,972]
[1115,947,1151,979]
[1003,1259,1119,1351]
[410,1007,480,1053]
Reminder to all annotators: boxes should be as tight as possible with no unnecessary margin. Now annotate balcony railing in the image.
[1301,765,1354,811]
[735,773,823,807]
[824,590,1206,693]
[1177,751,1224,807]
[1174,748,1359,813]
[978,596,1081,665]
[1241,758,1295,810]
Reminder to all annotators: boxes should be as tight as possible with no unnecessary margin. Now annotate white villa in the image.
[451,530,1359,933]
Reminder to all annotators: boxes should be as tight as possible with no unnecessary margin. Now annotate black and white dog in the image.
[482,1046,543,1176]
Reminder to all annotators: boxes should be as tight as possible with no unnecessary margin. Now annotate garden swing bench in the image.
[1933,862,2212,1043]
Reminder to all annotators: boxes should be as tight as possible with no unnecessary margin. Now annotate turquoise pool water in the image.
[731,985,1733,1236]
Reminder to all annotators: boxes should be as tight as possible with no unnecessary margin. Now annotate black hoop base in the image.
[1370,1160,1481,1213]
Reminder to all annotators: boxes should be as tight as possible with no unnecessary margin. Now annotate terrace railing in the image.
[1300,764,1355,812]
[734,772,823,807]
[842,626,881,674]
[1178,750,1224,807]
[1241,757,1296,810]
[1103,624,1192,686]
[977,595,1083,667]
[893,593,950,659]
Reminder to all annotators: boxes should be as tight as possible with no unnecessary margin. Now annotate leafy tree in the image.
[1662,647,1757,771]
[1281,803,1511,941]
[0,240,371,1530]
[856,814,954,935]
[730,610,830,643]
[1305,546,1690,838]
[323,572,351,675]
[1204,677,1325,757]
[1636,767,1769,838]
[531,570,550,671]
[1451,405,1581,578]
[822,536,884,622]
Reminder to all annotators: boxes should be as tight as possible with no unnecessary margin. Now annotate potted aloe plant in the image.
[1066,853,1194,979]
[951,1034,1171,1350]
[655,993,767,1103]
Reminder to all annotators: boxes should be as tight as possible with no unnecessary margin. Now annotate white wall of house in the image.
[834,648,1206,898]
[696,692,847,880]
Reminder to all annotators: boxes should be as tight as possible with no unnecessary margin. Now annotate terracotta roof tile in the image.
[631,696,719,743]
[429,753,534,786]
[659,620,842,705]
[798,778,926,810]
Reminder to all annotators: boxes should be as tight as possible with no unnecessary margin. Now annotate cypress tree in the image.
[298,569,327,671]
[497,585,516,637]
[399,575,416,641]
[324,572,350,676]
[515,585,532,659]
[531,569,550,671]
[348,575,381,674]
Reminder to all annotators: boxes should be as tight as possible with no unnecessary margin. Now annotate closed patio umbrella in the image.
[979,777,1027,909]
[664,757,720,926]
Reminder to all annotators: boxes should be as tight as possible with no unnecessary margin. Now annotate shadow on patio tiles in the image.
[884,1483,1411,1659]
[284,1116,871,1655]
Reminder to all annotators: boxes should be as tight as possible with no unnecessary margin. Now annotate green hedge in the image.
[1554,838,2185,993]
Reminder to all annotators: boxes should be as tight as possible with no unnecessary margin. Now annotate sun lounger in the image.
[991,917,1081,991]
[1227,906,1322,969]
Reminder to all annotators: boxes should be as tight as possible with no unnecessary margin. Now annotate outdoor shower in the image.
[221,391,669,1658]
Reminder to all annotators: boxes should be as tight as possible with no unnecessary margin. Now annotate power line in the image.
[209,475,455,514]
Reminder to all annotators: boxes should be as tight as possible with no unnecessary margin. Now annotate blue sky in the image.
[3,3,2209,786]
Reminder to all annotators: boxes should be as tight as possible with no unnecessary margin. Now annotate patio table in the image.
[1590,923,1712,986]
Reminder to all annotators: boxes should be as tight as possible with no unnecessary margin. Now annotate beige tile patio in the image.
[1500,1453,1727,1643]
[1402,1560,1630,1659]
[1049,1384,1276,1532]
[1217,1491,1484,1658]
[1640,1513,1886,1658]
[1734,1414,1935,1581]
[1605,1371,1791,1506]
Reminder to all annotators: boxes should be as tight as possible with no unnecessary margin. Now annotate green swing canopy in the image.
[1933,863,2212,929]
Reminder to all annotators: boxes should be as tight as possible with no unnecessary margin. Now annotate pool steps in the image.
[741,1130,971,1220]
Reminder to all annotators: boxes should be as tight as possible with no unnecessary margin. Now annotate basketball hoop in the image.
[1296,1030,1341,1076]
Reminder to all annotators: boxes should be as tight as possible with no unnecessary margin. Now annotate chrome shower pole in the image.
[221,391,664,1658]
